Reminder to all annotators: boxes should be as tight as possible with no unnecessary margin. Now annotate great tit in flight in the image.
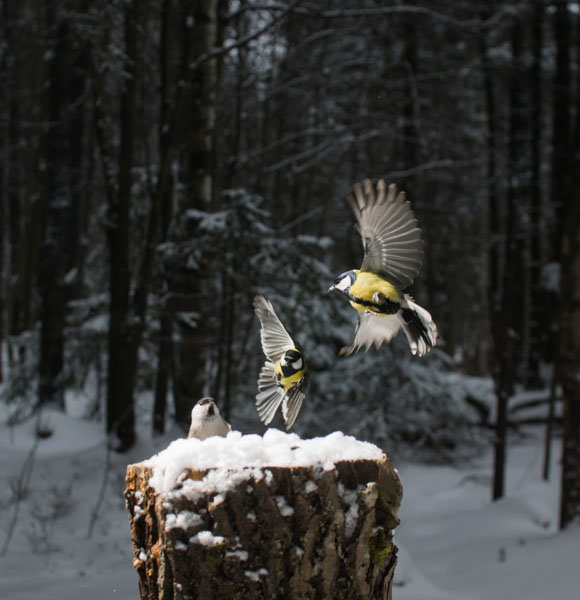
[188,397,231,440]
[253,295,309,430]
[329,179,437,357]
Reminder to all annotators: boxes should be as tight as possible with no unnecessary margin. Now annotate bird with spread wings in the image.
[329,178,438,357]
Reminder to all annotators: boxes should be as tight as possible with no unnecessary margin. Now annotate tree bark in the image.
[106,0,139,449]
[480,8,504,501]
[37,12,73,408]
[126,455,402,600]
[559,1,580,528]
[528,0,544,386]
[492,14,527,500]
[551,0,572,263]
[171,0,219,429]
[4,0,39,364]
[152,0,174,436]
[0,1,7,382]
[559,192,580,526]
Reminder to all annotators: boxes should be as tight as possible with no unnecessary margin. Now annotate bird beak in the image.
[327,284,335,293]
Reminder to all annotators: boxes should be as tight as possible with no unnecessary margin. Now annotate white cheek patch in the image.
[336,277,351,291]
[291,358,303,371]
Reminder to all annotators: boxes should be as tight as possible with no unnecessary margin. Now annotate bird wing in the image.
[340,312,402,356]
[348,179,423,290]
[282,376,308,430]
[254,295,295,362]
[256,361,285,425]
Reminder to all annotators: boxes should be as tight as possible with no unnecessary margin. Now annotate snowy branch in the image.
[189,0,305,72]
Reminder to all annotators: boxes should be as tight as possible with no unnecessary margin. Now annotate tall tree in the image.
[169,0,220,429]
[3,0,42,369]
[551,0,572,263]
[36,5,89,408]
[0,0,8,382]
[543,0,573,481]
[559,132,580,527]
[152,0,177,435]
[37,11,75,408]
[105,0,140,450]
[491,11,528,500]
[559,0,580,528]
[528,0,544,387]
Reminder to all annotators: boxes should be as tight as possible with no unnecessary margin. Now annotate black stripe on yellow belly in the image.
[349,294,400,315]
[347,271,402,315]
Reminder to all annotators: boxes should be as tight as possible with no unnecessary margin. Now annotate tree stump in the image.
[125,431,402,600]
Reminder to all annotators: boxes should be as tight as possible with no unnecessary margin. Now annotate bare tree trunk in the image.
[171,0,220,429]
[399,20,419,193]
[528,0,544,387]
[559,200,580,526]
[0,173,4,382]
[126,456,402,600]
[0,1,7,382]
[152,0,174,436]
[106,0,139,450]
[4,0,40,366]
[559,4,580,528]
[37,12,73,408]
[480,9,503,498]
[551,0,571,264]
[66,38,90,299]
[492,14,527,500]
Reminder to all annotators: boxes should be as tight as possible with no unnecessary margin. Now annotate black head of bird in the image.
[328,269,357,294]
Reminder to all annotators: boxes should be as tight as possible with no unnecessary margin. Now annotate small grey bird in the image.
[187,397,231,440]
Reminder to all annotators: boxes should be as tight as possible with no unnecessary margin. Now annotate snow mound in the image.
[145,429,384,493]
[0,408,103,457]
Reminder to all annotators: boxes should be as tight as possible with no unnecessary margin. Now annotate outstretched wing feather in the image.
[349,179,423,289]
[340,312,402,356]
[253,295,295,362]
[256,361,284,425]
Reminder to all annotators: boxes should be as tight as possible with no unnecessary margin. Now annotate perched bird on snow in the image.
[328,179,437,357]
[253,295,309,430]
[187,397,231,440]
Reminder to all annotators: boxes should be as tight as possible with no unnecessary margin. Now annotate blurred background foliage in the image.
[1,0,578,503]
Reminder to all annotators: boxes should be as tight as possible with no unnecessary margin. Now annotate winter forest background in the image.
[1,0,580,596]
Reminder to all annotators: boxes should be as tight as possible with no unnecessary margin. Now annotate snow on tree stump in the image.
[125,430,403,600]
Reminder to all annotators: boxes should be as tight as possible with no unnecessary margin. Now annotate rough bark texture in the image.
[559,1,580,526]
[126,456,402,600]
[105,0,139,450]
[170,0,219,430]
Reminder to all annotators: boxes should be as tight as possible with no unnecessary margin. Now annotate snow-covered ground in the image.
[0,407,577,599]
[394,432,576,600]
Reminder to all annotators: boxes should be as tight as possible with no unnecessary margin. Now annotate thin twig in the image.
[189,0,304,72]
[1,437,40,556]
[300,4,480,30]
[87,436,112,539]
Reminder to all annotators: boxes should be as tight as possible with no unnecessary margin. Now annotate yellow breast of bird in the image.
[349,271,402,314]
[275,361,304,393]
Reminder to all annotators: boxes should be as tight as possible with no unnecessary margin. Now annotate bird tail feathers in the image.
[400,296,438,357]
[282,383,306,430]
